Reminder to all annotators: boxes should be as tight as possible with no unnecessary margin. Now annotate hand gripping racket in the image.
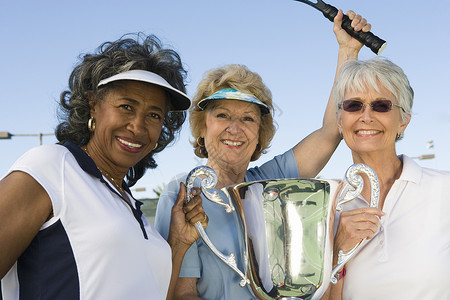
[294,0,387,54]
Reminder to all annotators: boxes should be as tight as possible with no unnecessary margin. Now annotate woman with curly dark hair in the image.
[0,33,207,300]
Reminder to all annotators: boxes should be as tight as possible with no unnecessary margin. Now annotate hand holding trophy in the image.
[186,163,379,299]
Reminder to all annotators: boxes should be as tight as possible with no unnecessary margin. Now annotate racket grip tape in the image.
[321,3,387,54]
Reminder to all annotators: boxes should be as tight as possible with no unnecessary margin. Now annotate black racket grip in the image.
[321,3,387,54]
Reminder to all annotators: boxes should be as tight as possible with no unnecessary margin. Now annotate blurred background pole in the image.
[411,154,435,160]
[0,131,54,145]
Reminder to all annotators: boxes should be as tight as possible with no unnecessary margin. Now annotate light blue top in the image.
[154,149,299,300]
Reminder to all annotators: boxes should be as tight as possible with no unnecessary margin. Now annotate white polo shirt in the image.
[2,142,171,300]
[336,155,450,300]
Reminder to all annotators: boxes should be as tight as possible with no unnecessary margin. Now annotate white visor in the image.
[98,69,191,111]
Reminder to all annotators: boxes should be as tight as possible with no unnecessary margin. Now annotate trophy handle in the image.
[185,166,250,287]
[330,164,380,284]
[186,166,235,213]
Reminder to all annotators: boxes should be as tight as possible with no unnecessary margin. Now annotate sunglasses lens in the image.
[342,100,363,112]
[371,100,392,112]
[342,100,393,112]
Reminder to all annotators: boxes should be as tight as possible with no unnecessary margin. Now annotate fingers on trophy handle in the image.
[331,164,380,285]
[186,166,235,212]
[185,166,249,286]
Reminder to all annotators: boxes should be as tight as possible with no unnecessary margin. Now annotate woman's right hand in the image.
[166,183,208,300]
[167,183,208,250]
[333,207,384,262]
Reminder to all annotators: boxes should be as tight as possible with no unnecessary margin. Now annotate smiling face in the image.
[338,83,410,159]
[88,80,167,174]
[202,100,261,172]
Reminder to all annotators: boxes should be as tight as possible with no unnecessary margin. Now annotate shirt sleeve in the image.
[245,149,299,182]
[178,240,202,278]
[154,173,202,278]
[6,145,66,216]
[154,175,184,240]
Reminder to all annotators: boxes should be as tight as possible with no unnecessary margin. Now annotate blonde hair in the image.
[190,64,276,161]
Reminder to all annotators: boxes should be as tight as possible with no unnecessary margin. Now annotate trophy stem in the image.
[194,221,250,287]
[186,166,250,287]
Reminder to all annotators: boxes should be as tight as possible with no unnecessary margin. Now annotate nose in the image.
[226,119,242,134]
[360,104,374,123]
[127,115,147,136]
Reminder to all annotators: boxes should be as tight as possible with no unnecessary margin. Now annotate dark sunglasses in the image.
[340,99,404,113]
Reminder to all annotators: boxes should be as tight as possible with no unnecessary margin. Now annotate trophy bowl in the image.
[186,164,379,300]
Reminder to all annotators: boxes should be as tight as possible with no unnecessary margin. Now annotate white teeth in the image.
[357,130,379,135]
[223,140,243,146]
[117,137,142,148]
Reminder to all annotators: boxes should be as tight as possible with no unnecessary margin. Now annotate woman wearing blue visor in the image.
[156,10,372,300]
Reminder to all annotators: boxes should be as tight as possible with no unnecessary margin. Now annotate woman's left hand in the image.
[167,183,208,249]
[333,207,383,260]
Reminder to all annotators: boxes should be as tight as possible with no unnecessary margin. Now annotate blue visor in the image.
[197,88,270,116]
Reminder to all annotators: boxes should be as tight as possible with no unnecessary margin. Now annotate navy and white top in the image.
[2,142,171,300]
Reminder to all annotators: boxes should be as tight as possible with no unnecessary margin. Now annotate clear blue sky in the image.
[1,0,449,198]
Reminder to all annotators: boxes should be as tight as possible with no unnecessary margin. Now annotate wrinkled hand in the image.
[334,207,384,261]
[168,183,208,249]
[333,9,372,54]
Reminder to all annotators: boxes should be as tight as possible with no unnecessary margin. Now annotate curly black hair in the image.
[56,33,188,186]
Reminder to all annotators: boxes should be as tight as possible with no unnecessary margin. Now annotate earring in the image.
[88,117,96,132]
[395,132,403,141]
[197,137,204,147]
[153,143,158,150]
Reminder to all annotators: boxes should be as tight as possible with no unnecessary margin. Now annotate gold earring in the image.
[197,137,204,147]
[88,117,96,132]
[153,142,158,150]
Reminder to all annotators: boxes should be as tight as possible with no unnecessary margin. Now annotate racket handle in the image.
[321,3,387,54]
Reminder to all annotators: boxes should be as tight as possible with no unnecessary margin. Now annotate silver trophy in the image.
[186,164,379,300]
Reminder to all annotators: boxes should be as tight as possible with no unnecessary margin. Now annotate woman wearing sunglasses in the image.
[326,57,450,299]
[155,9,374,300]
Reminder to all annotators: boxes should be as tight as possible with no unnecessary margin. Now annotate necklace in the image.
[82,146,125,194]
[98,169,124,194]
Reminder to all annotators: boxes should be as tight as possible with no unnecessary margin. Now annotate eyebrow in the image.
[214,106,259,115]
[120,97,165,113]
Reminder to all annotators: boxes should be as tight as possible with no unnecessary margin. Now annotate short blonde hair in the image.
[190,64,276,161]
